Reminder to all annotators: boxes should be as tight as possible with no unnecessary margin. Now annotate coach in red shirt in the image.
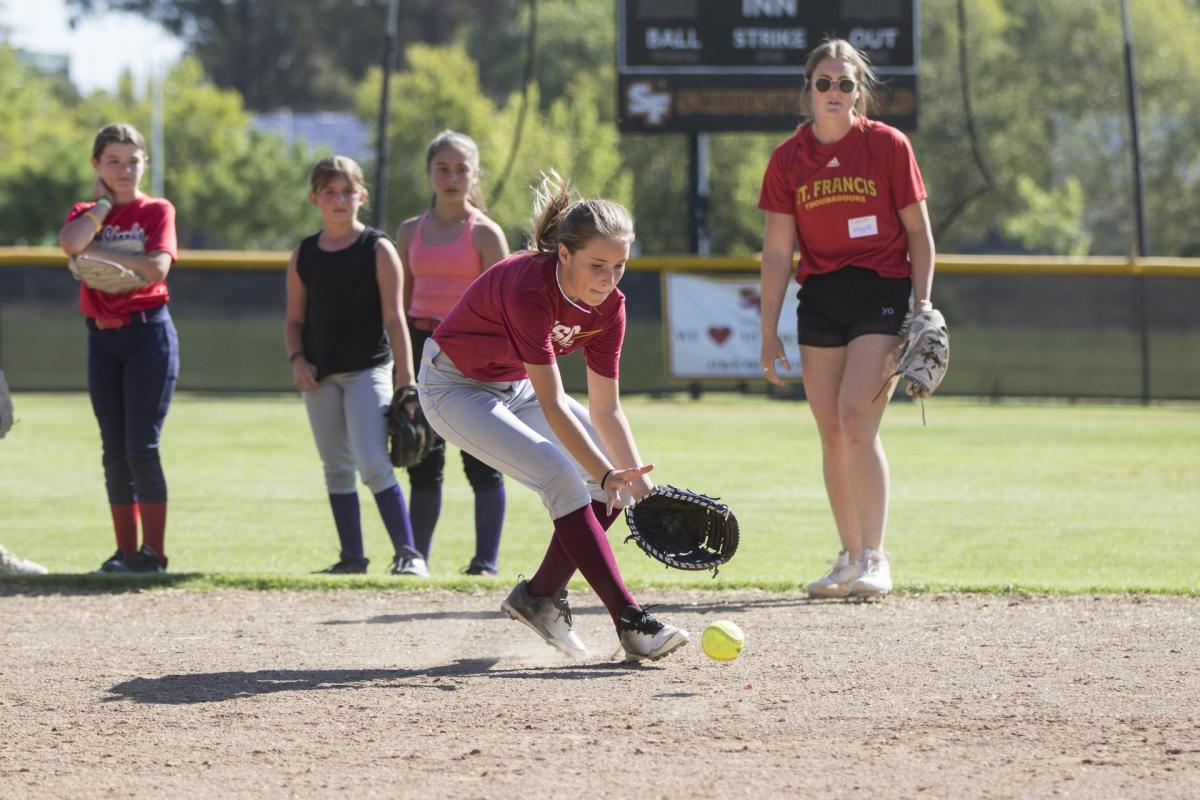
[757,39,937,600]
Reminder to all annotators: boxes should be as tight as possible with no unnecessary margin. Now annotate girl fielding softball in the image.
[416,175,689,661]
[285,156,425,576]
[758,39,937,599]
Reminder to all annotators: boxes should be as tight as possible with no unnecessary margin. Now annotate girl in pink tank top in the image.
[395,130,510,576]
[406,210,483,322]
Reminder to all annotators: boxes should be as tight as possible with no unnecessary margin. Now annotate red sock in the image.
[139,502,167,563]
[110,504,138,555]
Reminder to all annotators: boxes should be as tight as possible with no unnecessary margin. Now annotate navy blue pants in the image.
[87,305,179,504]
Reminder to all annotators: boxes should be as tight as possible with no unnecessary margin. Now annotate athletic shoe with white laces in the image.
[849,548,892,597]
[389,552,429,577]
[0,545,48,575]
[806,550,861,598]
[617,605,689,662]
[501,579,589,659]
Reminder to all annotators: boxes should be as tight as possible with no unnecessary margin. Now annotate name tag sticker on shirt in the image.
[848,215,879,239]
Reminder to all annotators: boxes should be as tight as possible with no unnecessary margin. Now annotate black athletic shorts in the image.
[796,266,912,347]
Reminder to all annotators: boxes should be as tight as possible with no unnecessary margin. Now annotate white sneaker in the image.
[501,580,589,659]
[849,548,892,597]
[390,553,429,577]
[806,550,860,598]
[0,545,48,575]
[617,605,689,662]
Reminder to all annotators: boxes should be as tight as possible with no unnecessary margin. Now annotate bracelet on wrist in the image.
[600,468,616,491]
[289,351,305,363]
[83,212,103,233]
[94,197,113,210]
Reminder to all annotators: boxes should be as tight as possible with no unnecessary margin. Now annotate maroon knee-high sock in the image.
[528,500,625,597]
[110,504,138,556]
[527,536,574,598]
[140,502,167,563]
[532,505,636,626]
[591,499,622,531]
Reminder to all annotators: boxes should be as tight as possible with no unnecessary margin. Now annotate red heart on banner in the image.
[708,326,732,345]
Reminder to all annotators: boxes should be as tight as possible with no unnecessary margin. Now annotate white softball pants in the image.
[416,339,607,520]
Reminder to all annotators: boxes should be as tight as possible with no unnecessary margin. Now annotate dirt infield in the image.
[1,588,1197,799]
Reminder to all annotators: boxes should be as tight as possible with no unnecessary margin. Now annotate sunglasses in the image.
[811,77,857,94]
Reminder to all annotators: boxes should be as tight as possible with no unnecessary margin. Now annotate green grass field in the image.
[1,393,1196,594]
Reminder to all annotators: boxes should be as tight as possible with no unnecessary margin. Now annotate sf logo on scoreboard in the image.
[625,81,672,127]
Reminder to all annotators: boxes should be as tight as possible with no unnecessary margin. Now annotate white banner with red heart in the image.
[664,273,802,379]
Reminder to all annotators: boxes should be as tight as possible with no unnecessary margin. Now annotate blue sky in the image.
[1,0,184,93]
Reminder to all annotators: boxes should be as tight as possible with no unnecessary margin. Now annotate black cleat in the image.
[463,557,498,577]
[314,552,369,574]
[126,545,167,573]
[95,550,132,573]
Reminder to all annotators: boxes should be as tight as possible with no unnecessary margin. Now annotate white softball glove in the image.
[895,307,950,399]
[873,307,950,425]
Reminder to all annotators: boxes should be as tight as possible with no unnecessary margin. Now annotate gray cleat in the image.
[501,580,589,659]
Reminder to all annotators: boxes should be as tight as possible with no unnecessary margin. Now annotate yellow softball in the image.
[701,620,744,662]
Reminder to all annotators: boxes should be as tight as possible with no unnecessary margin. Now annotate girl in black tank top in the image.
[296,226,390,378]
[284,156,426,577]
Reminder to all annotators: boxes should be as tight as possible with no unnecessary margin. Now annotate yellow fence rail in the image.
[2,246,1199,277]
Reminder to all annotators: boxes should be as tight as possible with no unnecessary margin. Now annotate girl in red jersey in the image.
[58,123,179,573]
[395,131,510,576]
[416,175,689,662]
[758,39,936,599]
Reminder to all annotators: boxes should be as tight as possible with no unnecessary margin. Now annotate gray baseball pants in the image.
[416,339,607,520]
[302,362,398,495]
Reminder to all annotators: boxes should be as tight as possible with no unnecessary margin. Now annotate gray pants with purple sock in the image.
[303,362,416,559]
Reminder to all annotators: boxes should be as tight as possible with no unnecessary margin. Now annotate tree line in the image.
[0,0,1196,256]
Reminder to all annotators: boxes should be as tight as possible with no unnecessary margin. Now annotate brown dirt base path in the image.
[1,588,1197,799]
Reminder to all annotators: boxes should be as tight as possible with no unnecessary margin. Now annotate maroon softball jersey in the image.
[433,250,625,382]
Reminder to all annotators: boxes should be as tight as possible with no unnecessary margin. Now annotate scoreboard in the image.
[618,0,919,132]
